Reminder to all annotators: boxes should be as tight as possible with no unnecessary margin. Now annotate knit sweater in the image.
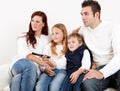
[79,21,120,78]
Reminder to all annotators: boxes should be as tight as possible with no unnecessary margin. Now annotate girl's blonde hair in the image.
[51,23,68,56]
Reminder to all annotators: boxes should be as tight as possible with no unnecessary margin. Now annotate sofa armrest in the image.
[0,64,12,91]
[105,88,116,91]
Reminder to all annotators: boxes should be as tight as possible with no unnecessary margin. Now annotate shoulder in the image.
[100,21,113,29]
[112,23,120,32]
[17,32,27,40]
[17,36,26,42]
[83,49,90,54]
[101,21,120,34]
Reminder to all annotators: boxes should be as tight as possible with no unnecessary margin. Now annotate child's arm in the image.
[80,50,91,70]
[70,49,92,84]
[70,68,84,84]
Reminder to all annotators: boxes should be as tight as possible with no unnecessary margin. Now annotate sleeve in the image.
[99,25,120,78]
[55,55,67,69]
[80,49,91,69]
[42,43,51,56]
[17,37,31,58]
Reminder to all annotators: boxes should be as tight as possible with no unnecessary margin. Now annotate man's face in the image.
[81,6,96,27]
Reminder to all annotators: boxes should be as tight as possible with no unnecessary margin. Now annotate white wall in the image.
[0,0,120,65]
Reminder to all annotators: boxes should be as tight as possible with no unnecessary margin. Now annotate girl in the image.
[35,23,68,91]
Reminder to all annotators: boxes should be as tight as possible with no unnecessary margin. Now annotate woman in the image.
[10,11,51,91]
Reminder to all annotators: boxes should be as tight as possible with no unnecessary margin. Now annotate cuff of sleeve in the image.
[39,66,46,72]
[99,69,107,79]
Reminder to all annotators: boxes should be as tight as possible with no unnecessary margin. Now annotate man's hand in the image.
[73,27,81,33]
[83,69,104,82]
[91,62,97,69]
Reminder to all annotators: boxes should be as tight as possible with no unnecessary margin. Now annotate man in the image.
[75,0,120,91]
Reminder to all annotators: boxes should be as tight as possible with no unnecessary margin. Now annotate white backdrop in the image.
[0,0,120,65]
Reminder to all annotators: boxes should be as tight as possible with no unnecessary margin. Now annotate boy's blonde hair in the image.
[51,23,68,56]
[68,32,84,44]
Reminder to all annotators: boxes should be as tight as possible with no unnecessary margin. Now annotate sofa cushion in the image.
[0,64,12,91]
[105,88,116,91]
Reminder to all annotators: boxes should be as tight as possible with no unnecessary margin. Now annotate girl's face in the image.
[68,37,82,52]
[52,27,64,45]
[31,15,44,32]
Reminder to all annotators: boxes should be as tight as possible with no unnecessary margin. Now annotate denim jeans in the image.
[59,73,84,91]
[10,58,38,91]
[35,69,66,91]
[82,66,120,91]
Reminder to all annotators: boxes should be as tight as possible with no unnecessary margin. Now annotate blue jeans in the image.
[82,66,120,91]
[10,58,38,91]
[59,73,85,91]
[35,69,66,91]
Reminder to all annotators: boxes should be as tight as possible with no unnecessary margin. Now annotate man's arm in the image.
[99,26,120,78]
[73,27,81,33]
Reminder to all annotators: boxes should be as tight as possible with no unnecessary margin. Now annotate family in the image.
[9,0,120,91]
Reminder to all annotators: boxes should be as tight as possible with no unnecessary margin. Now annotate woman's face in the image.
[52,27,64,45]
[31,15,44,32]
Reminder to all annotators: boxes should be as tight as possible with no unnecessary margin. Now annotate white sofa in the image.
[0,64,11,91]
[0,64,116,91]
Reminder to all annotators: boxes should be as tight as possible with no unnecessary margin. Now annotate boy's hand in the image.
[70,71,79,84]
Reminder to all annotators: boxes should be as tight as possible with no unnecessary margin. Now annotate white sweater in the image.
[10,35,49,71]
[43,43,91,70]
[43,43,66,69]
[79,21,120,78]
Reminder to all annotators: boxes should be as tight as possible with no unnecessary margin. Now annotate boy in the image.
[59,33,93,91]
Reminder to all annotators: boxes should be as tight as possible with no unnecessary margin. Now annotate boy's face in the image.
[68,37,82,52]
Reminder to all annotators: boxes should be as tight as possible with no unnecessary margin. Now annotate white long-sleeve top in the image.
[42,43,66,69]
[79,21,120,78]
[10,34,49,71]
[80,49,91,69]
